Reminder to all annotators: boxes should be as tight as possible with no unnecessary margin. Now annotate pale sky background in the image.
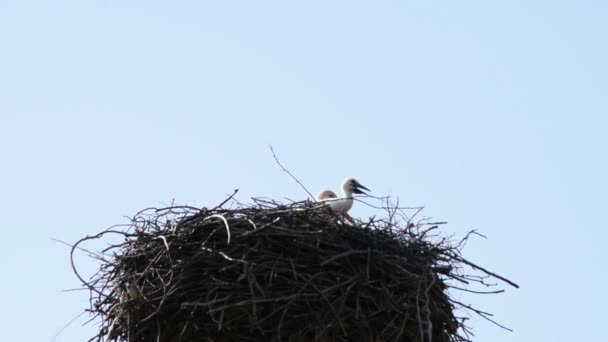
[1,1,606,341]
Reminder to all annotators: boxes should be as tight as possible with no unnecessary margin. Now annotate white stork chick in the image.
[316,190,338,201]
[317,178,370,222]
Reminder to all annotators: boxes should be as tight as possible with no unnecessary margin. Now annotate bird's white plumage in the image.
[327,197,354,214]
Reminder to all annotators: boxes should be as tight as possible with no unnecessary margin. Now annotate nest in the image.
[72,196,517,342]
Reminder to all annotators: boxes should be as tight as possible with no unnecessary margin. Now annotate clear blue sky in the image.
[1,1,606,341]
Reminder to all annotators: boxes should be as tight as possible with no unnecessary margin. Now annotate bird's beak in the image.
[353,183,370,195]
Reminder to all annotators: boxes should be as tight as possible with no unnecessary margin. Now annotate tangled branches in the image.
[71,197,517,342]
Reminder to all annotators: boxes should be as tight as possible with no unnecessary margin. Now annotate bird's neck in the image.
[342,188,353,199]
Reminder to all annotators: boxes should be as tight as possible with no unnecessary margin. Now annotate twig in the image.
[269,145,315,199]
[212,189,239,210]
[51,311,87,342]
[452,254,520,288]
[204,214,231,245]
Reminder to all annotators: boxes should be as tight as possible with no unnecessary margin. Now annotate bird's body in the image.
[326,195,354,214]
[317,178,370,220]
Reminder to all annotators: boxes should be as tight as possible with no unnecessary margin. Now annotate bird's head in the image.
[317,190,338,201]
[342,177,370,196]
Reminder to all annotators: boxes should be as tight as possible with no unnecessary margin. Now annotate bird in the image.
[317,178,370,222]
[317,190,338,201]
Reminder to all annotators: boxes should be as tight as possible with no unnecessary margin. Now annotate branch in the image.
[269,145,315,200]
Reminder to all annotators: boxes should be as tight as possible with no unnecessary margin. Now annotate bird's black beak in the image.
[352,183,370,195]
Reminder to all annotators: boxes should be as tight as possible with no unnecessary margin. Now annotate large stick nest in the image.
[72,196,517,342]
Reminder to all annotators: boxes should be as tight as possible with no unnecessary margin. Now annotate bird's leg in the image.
[343,213,356,224]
